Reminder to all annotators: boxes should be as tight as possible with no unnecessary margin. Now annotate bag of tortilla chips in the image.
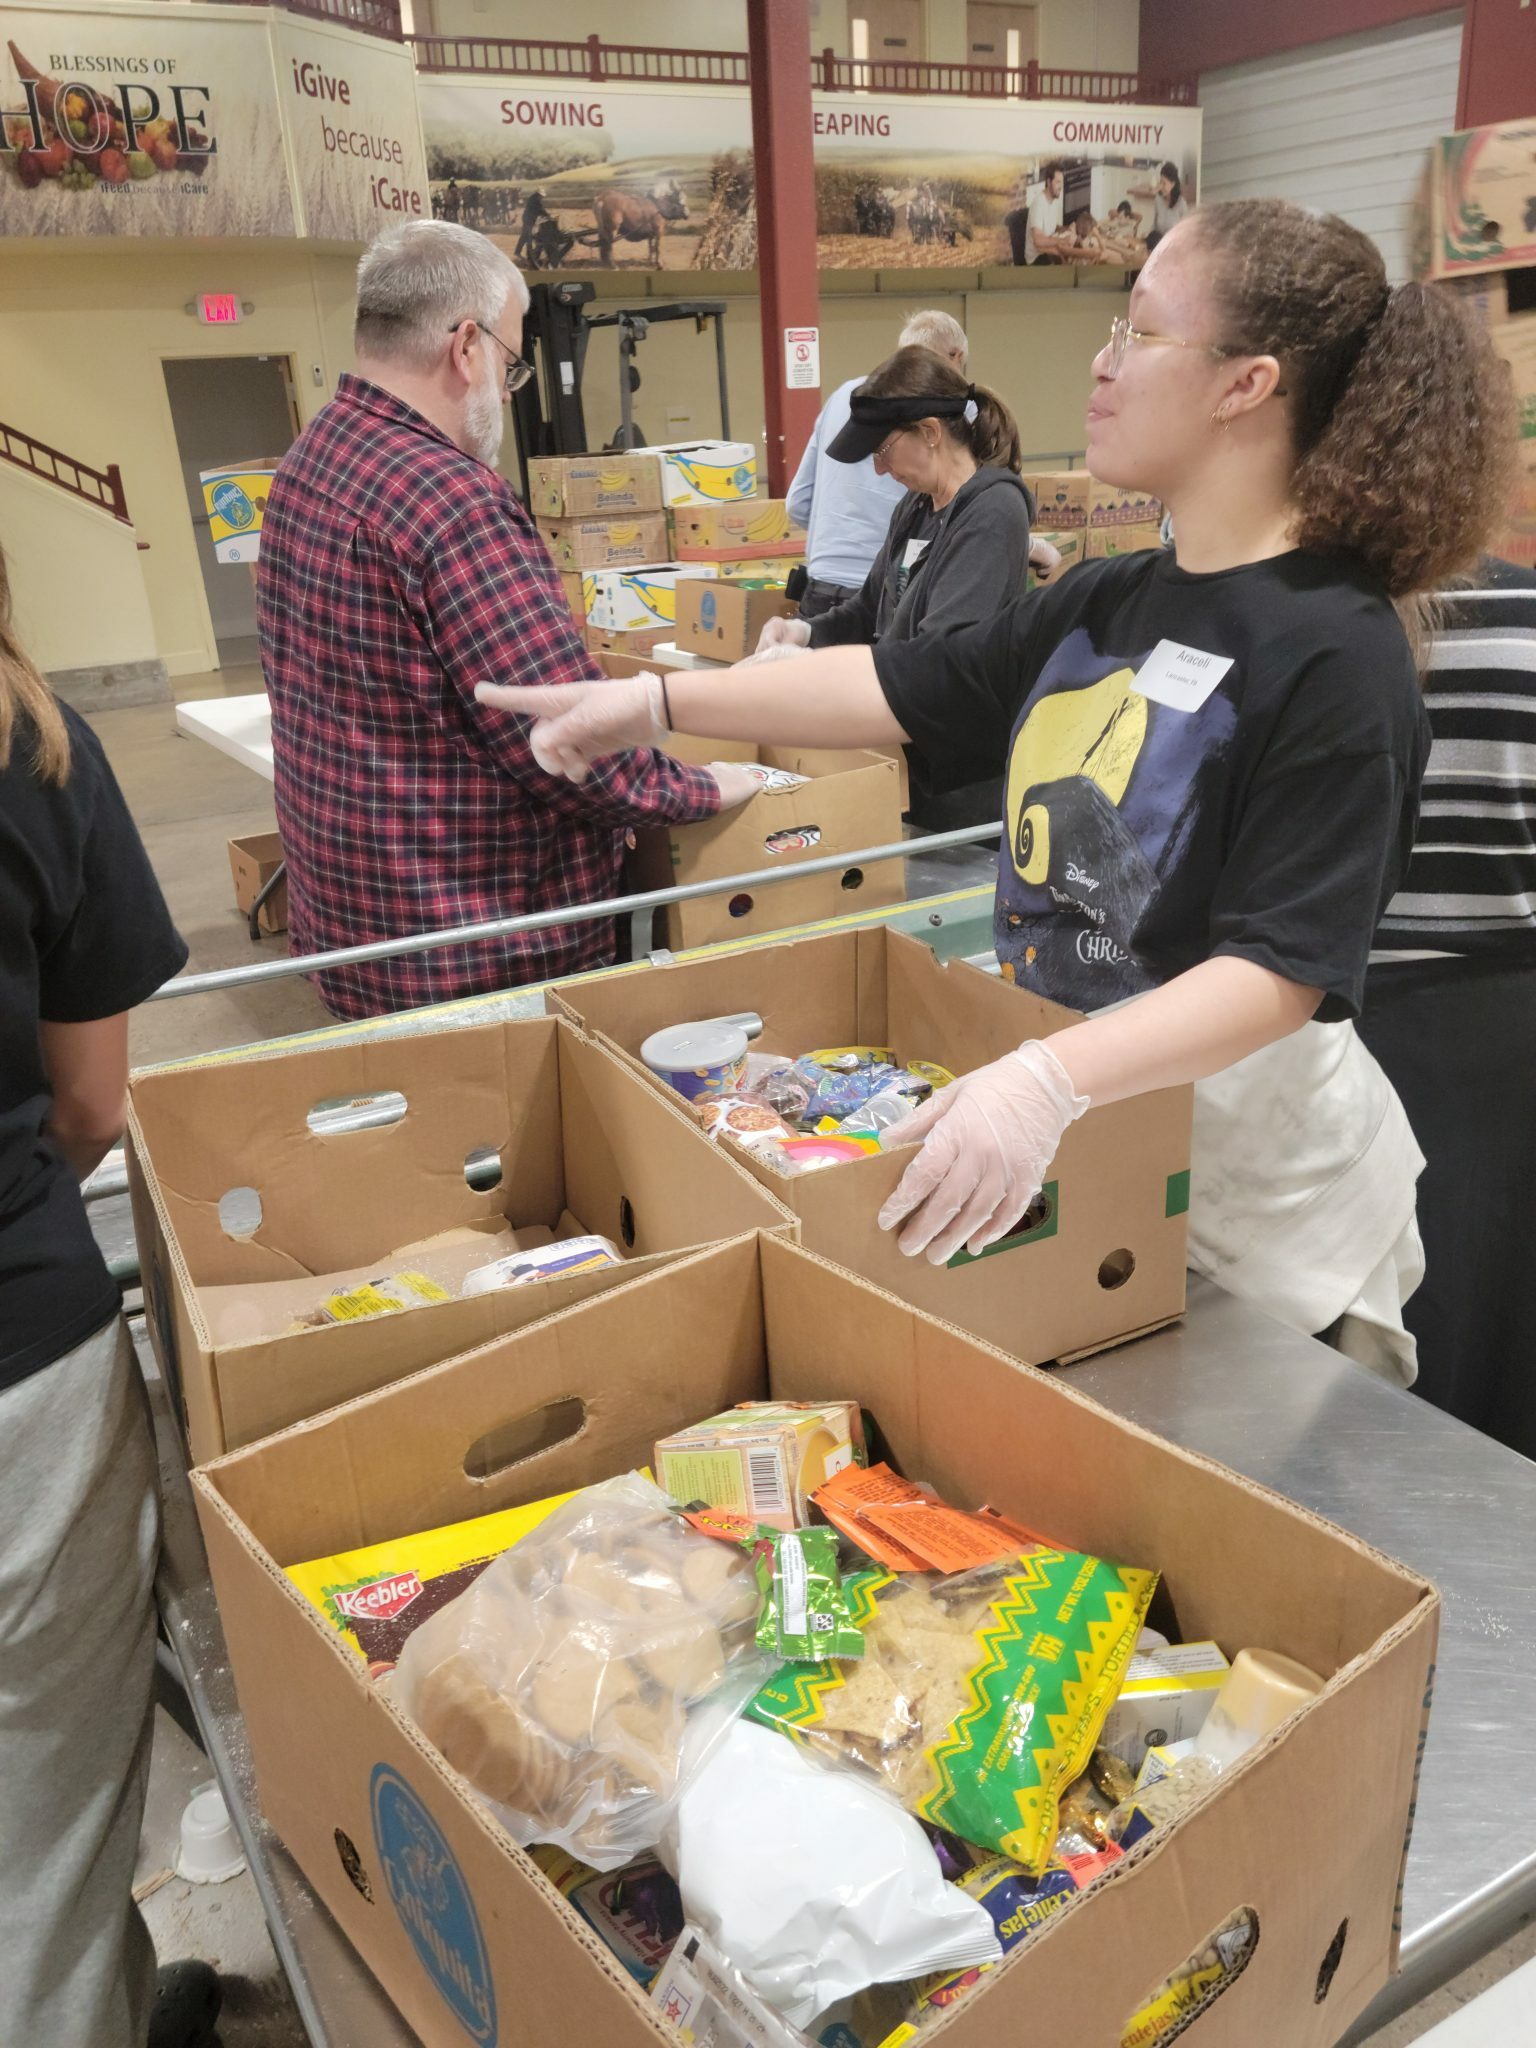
[745,1549,1155,1874]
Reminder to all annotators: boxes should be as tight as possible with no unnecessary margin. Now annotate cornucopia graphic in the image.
[4,41,211,190]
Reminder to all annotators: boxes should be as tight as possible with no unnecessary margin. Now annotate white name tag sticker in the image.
[1131,639,1234,713]
[901,537,931,570]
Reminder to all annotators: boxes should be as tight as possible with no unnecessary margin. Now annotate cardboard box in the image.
[538,514,670,574]
[558,570,585,622]
[527,453,663,519]
[678,548,807,580]
[126,1016,794,1462]
[582,564,715,635]
[1026,529,1085,590]
[1022,471,1162,531]
[551,926,1192,1365]
[192,1231,1438,2048]
[674,578,795,662]
[671,499,804,550]
[583,623,673,658]
[636,439,760,506]
[1492,311,1536,569]
[631,739,904,949]
[1087,522,1165,560]
[1426,118,1536,280]
[226,830,287,936]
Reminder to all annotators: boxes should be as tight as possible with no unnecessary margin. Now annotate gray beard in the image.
[466,363,505,467]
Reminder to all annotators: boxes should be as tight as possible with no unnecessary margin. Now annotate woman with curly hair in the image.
[477,200,1516,1377]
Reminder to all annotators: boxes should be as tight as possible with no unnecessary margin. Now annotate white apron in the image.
[1185,1020,1425,1385]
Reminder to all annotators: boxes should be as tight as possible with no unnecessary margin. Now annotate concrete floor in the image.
[94,672,1533,2045]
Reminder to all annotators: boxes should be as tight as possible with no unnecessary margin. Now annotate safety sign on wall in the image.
[785,327,820,389]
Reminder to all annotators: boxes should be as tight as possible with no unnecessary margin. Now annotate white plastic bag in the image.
[664,1721,1001,2028]
[391,1474,765,1870]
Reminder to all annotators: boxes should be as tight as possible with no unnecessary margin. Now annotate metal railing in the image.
[406,34,1195,103]
[148,822,1001,1001]
[210,0,403,37]
[0,421,130,523]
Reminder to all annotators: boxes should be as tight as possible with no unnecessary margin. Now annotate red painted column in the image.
[1456,0,1536,128]
[747,0,822,494]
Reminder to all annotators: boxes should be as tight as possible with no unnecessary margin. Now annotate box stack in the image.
[1023,469,1165,568]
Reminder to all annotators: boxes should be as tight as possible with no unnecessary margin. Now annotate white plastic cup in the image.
[176,1780,247,1884]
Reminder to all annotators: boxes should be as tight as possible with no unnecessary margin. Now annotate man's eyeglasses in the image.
[450,319,534,395]
[1103,315,1232,380]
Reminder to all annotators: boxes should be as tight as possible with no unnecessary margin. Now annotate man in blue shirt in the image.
[786,309,967,619]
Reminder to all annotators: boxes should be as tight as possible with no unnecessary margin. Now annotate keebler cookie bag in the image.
[746,1549,1156,1874]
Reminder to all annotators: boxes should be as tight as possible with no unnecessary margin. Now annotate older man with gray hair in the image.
[258,220,752,1018]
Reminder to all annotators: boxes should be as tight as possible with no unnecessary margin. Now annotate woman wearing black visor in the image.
[754,346,1050,828]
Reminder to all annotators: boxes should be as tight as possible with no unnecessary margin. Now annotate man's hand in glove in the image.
[877,1040,1089,1265]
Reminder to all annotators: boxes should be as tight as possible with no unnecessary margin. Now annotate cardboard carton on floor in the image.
[635,439,759,506]
[192,1232,1439,2048]
[630,737,904,950]
[671,498,803,550]
[526,453,663,520]
[126,1017,793,1462]
[537,513,670,573]
[1087,521,1165,560]
[552,925,1191,1364]
[674,577,795,662]
[226,830,287,936]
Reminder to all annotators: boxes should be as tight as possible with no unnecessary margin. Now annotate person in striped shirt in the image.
[1359,561,1536,1456]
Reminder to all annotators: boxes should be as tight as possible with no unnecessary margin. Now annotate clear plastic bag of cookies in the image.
[391,1473,767,1870]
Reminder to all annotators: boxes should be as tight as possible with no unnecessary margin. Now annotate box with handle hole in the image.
[550,926,1192,1366]
[191,1232,1437,2048]
[126,1017,795,1462]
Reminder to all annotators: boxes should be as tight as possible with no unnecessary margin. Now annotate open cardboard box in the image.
[551,926,1192,1365]
[192,1233,1438,2048]
[127,1017,793,1462]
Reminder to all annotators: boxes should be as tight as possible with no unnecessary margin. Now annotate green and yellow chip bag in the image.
[746,1549,1155,1873]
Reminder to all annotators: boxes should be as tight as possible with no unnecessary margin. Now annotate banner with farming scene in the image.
[0,1,295,238]
[416,77,1201,275]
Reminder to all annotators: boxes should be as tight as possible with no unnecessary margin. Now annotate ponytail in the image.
[1192,200,1516,602]
[962,382,1023,474]
[0,542,70,786]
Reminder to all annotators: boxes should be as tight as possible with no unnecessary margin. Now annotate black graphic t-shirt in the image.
[874,548,1429,1020]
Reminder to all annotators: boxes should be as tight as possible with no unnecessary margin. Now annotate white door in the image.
[1197,11,1464,282]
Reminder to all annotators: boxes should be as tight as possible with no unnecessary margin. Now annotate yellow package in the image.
[286,1490,577,1674]
[294,1269,450,1330]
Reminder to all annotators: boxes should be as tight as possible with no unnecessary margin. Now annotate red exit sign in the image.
[197,293,242,326]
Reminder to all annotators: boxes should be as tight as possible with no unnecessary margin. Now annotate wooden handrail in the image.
[406,34,1196,103]
[0,421,131,523]
[208,0,402,40]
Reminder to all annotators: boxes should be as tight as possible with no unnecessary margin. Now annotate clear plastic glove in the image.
[475,674,665,783]
[1029,537,1064,584]
[740,639,813,667]
[755,614,813,656]
[707,761,763,810]
[876,1040,1089,1265]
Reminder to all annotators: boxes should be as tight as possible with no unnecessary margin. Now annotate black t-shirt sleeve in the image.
[872,570,1081,790]
[1208,640,1426,1021]
[37,721,189,1021]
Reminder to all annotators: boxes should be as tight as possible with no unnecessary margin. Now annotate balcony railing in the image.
[407,35,1196,103]
[209,0,403,40]
[0,421,130,523]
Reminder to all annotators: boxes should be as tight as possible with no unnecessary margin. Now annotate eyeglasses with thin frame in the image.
[449,319,534,395]
[872,427,910,465]
[1103,315,1232,380]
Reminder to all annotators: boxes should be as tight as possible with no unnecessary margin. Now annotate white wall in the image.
[0,462,159,676]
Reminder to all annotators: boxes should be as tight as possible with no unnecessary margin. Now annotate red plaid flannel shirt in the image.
[256,375,718,1018]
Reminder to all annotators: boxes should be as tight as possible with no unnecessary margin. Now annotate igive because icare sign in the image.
[0,0,428,240]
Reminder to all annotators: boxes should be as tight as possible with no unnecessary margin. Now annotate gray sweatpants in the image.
[0,1317,160,2048]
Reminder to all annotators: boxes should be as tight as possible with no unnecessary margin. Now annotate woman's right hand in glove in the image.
[475,674,666,783]
[754,615,813,656]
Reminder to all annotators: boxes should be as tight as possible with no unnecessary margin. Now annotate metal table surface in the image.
[146,1277,1536,2047]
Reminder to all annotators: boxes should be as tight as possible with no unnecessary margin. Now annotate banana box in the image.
[538,513,670,573]
[526,454,663,519]
[637,439,760,507]
[671,498,803,550]
[200,463,276,565]
[558,571,586,622]
[581,563,718,635]
[1026,530,1085,590]
[1085,523,1164,561]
